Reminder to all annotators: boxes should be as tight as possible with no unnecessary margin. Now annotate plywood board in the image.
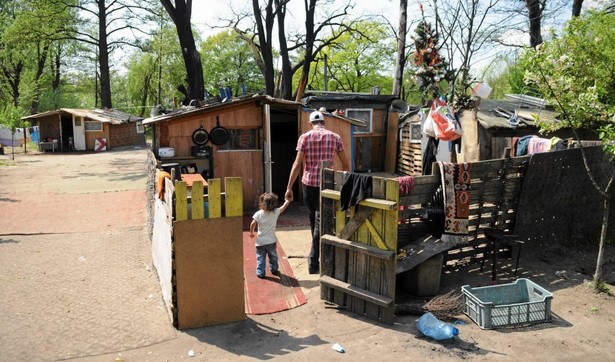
[174,217,245,329]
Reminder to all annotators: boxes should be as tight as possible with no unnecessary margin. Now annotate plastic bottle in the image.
[416,312,459,340]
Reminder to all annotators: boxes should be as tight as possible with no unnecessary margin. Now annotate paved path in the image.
[0,150,177,361]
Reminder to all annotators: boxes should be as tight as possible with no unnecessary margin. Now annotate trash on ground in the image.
[331,342,345,353]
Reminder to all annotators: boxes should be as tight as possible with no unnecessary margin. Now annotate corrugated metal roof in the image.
[142,95,298,125]
[142,94,366,127]
[476,97,559,130]
[22,108,143,124]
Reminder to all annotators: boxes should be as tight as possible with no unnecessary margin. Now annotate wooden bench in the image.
[319,152,530,323]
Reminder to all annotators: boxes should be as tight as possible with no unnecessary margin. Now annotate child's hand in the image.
[249,232,255,238]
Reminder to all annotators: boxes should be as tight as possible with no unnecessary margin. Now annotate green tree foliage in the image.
[523,11,615,138]
[522,10,615,291]
[124,25,186,115]
[200,30,264,98]
[309,20,395,93]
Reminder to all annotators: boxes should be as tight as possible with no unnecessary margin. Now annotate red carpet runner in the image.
[243,232,307,315]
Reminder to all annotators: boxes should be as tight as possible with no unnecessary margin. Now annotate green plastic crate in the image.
[461,278,553,329]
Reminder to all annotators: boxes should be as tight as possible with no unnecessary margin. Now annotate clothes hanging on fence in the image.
[527,136,551,155]
[396,176,415,196]
[437,161,471,237]
[340,173,373,211]
[553,138,568,151]
[422,136,439,175]
[515,135,533,156]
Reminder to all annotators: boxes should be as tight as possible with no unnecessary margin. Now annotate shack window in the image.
[136,121,144,133]
[346,109,372,134]
[85,121,103,132]
[218,129,260,151]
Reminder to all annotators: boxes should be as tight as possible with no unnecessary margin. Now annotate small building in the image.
[143,95,365,208]
[301,92,403,173]
[22,108,145,152]
[459,95,598,161]
[396,95,600,176]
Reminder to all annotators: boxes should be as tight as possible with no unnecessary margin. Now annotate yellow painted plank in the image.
[364,218,387,250]
[335,201,346,235]
[208,179,222,219]
[321,190,397,210]
[384,179,399,251]
[191,181,204,220]
[175,181,188,222]
[225,177,243,217]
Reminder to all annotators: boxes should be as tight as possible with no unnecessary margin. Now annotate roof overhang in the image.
[142,95,303,125]
[22,108,139,125]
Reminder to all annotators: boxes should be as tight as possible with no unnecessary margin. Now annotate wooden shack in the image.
[302,92,401,173]
[22,108,145,152]
[458,95,597,161]
[396,95,600,176]
[143,95,364,208]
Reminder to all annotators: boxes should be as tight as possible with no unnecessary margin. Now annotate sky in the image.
[187,0,606,79]
[191,0,402,38]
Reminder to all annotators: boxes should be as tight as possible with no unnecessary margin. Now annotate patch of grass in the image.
[596,281,614,296]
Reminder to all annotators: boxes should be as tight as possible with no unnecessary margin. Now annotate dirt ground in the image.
[1,148,614,362]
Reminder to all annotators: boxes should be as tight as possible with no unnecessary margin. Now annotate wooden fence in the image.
[151,171,244,329]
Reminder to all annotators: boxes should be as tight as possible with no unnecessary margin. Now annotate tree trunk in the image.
[30,42,50,115]
[572,0,583,17]
[526,0,544,48]
[253,0,276,96]
[593,194,611,289]
[276,0,293,100]
[98,0,112,108]
[1,60,23,107]
[392,0,408,97]
[295,0,317,101]
[51,45,61,92]
[161,0,205,104]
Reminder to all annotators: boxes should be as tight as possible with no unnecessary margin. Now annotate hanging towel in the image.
[340,173,372,211]
[437,161,471,236]
[396,176,415,195]
[527,136,551,155]
[515,135,533,156]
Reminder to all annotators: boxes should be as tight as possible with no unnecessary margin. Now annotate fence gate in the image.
[320,169,399,323]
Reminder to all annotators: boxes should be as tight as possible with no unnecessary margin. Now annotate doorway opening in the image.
[60,116,74,151]
[269,109,299,200]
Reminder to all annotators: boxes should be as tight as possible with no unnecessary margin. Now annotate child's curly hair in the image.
[258,192,279,212]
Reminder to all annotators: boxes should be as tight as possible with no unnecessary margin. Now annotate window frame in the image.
[84,120,103,132]
[346,108,373,134]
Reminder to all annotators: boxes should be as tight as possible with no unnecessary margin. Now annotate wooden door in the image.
[319,169,399,324]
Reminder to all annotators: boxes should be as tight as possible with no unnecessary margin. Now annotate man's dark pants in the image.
[303,184,320,273]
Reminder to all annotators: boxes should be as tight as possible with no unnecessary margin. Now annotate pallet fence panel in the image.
[366,178,385,320]
[334,171,350,307]
[320,169,399,323]
[381,178,400,324]
[321,168,336,301]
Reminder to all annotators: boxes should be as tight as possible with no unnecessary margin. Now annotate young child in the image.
[250,192,291,278]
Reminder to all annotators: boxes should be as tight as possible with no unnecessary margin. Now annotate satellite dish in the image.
[391,99,410,113]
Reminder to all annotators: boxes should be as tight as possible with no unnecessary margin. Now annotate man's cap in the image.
[309,111,324,123]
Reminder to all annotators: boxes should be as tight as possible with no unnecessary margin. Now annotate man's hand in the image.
[285,189,293,202]
[249,232,255,238]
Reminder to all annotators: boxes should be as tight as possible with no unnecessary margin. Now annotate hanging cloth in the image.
[340,173,373,211]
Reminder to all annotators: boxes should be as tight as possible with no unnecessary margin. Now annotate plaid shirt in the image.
[296,125,344,187]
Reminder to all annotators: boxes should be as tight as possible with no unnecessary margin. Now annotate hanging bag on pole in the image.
[428,98,463,141]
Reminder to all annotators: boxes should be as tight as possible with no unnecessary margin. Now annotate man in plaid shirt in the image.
[286,110,349,274]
